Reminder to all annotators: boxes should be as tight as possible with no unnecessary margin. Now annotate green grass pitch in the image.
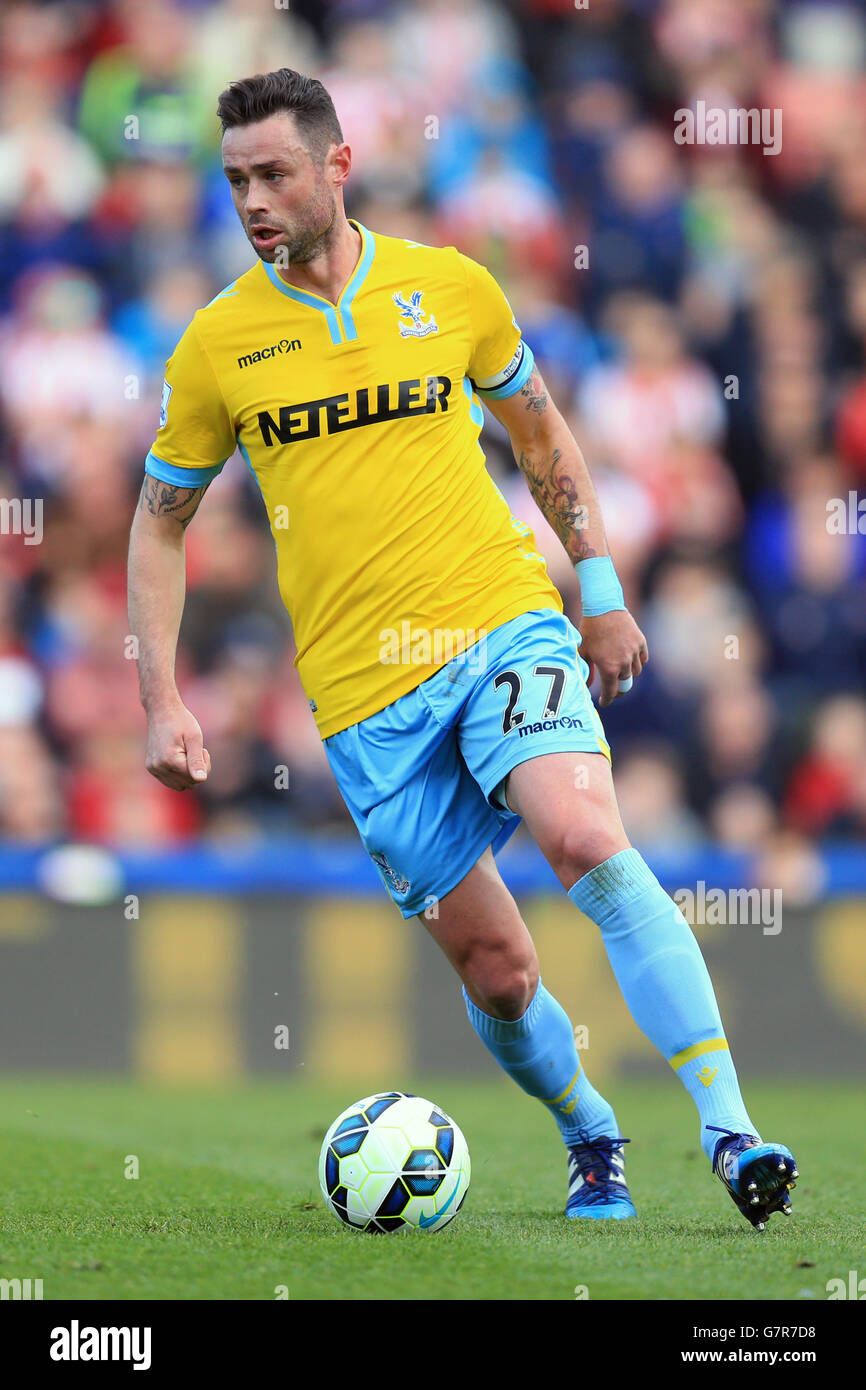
[0,1076,860,1301]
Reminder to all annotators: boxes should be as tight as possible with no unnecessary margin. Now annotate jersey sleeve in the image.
[460,252,535,399]
[145,318,235,486]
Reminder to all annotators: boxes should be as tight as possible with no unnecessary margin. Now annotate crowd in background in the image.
[1,0,866,868]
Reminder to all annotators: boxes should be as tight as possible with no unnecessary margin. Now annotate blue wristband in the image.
[575,556,626,617]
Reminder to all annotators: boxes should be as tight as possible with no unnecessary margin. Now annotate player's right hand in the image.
[144,701,211,790]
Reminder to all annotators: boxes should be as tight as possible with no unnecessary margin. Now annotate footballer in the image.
[127,68,797,1228]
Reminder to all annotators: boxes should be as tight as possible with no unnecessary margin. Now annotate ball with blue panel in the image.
[318,1092,470,1233]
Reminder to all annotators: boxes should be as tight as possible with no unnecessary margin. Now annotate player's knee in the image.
[472,970,537,1021]
[548,822,629,890]
[464,942,538,1021]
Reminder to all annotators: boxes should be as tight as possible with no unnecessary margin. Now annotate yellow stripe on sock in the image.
[669,1038,729,1072]
[543,1065,582,1106]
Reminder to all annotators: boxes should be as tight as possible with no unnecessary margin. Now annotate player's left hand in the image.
[580,610,648,708]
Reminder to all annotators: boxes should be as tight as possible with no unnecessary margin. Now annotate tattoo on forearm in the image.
[517,448,598,561]
[138,476,208,528]
[519,369,548,416]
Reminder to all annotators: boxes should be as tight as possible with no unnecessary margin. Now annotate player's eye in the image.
[266,172,283,183]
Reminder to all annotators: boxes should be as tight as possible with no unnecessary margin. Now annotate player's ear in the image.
[329,141,352,187]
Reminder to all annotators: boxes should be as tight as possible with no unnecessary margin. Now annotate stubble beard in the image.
[254,184,338,267]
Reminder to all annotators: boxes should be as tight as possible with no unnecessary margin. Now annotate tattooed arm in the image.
[136,473,211,529]
[484,366,608,564]
[484,366,648,705]
[127,475,212,786]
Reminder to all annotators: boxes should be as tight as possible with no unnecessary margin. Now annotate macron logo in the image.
[238,337,302,369]
[50,1321,152,1371]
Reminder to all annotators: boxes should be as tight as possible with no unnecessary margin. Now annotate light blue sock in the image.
[568,849,757,1162]
[462,979,618,1146]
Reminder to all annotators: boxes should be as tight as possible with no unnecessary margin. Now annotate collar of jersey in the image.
[261,219,374,346]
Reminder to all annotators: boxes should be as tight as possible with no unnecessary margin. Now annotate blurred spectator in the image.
[389,0,521,121]
[709,783,779,854]
[319,21,418,197]
[687,676,781,818]
[0,725,65,841]
[113,263,215,378]
[784,695,866,838]
[77,0,199,165]
[436,147,565,278]
[190,0,320,149]
[425,58,553,203]
[0,75,105,224]
[614,744,703,853]
[745,454,866,697]
[509,268,608,402]
[587,125,687,306]
[641,560,766,697]
[0,265,143,488]
[578,294,733,545]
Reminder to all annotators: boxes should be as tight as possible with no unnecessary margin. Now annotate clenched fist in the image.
[145,700,211,790]
[580,610,649,708]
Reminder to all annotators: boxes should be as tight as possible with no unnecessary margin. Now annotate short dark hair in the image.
[217,68,343,162]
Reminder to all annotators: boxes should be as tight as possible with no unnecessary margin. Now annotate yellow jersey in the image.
[145,219,562,738]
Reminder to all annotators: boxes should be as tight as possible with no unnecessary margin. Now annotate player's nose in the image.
[244,182,272,216]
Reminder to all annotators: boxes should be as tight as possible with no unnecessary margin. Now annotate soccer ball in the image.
[318,1091,470,1233]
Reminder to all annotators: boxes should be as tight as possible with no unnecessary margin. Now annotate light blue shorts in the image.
[323,608,609,917]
